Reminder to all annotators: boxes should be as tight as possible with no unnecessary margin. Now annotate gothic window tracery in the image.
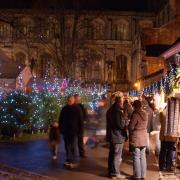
[0,23,12,38]
[92,18,105,40]
[40,53,52,78]
[93,60,101,81]
[113,21,129,40]
[116,55,128,81]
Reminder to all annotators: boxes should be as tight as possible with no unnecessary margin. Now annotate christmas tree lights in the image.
[0,63,108,135]
[0,90,33,136]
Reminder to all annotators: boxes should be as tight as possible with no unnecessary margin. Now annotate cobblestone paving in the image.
[0,139,179,180]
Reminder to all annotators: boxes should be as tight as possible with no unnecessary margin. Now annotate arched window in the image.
[113,20,129,40]
[0,23,12,38]
[15,52,26,65]
[93,60,101,81]
[94,24,103,39]
[15,17,34,39]
[116,55,128,80]
[117,23,127,40]
[92,18,105,40]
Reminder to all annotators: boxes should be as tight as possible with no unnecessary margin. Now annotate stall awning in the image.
[161,38,180,59]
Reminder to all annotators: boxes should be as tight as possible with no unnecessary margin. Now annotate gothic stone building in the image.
[0,0,171,91]
[139,0,180,90]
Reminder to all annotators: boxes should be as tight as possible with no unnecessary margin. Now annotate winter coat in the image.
[152,110,161,131]
[76,103,86,134]
[123,102,133,119]
[59,104,83,137]
[78,103,87,121]
[97,105,108,130]
[129,109,148,147]
[106,104,126,144]
[159,109,177,142]
[142,100,153,133]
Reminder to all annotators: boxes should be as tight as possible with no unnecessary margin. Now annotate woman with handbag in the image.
[129,100,148,179]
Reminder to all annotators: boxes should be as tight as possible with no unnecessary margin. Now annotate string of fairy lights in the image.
[129,62,180,97]
[0,56,179,131]
[0,63,108,130]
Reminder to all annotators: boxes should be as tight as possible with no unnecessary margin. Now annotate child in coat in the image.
[49,121,60,160]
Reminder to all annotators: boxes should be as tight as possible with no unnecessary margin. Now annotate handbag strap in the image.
[135,111,145,121]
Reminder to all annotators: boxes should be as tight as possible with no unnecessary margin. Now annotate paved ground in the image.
[0,136,163,180]
[0,164,57,180]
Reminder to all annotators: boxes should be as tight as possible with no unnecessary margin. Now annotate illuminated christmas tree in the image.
[0,91,32,136]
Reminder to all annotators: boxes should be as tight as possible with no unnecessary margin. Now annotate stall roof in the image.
[161,38,180,59]
[171,38,180,47]
[144,69,164,79]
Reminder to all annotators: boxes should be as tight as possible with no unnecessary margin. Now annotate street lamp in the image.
[134,82,138,88]
[134,81,141,91]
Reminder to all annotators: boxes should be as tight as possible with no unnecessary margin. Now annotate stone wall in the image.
[145,56,165,75]
[0,9,155,91]
[137,0,180,91]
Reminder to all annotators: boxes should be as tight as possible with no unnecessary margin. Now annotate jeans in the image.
[146,133,150,154]
[159,141,176,170]
[64,135,78,163]
[132,147,147,178]
[108,143,124,177]
[154,133,161,155]
[78,134,85,156]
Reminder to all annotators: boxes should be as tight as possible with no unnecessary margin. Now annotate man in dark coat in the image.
[106,96,126,179]
[74,94,87,158]
[59,95,83,168]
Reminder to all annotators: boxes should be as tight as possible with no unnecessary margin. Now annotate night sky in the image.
[0,0,167,12]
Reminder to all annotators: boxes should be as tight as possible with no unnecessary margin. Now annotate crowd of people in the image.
[48,93,177,179]
[106,96,148,179]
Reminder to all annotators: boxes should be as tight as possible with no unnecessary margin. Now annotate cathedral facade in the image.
[0,0,176,91]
